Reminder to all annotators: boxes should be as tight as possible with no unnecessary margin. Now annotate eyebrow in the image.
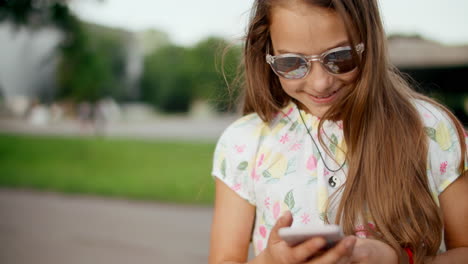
[277,40,350,54]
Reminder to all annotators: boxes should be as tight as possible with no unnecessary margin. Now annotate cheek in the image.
[279,79,303,94]
[336,70,359,84]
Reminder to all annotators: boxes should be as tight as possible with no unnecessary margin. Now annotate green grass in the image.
[0,133,216,205]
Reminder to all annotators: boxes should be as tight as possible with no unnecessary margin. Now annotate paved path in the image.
[0,189,215,264]
[0,116,238,141]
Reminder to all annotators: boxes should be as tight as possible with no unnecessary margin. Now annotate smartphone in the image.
[278,224,344,247]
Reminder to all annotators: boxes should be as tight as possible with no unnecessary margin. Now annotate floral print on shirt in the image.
[212,100,467,255]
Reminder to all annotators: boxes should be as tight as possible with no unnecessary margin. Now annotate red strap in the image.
[404,248,414,264]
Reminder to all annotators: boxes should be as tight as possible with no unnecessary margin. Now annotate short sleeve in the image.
[211,114,265,205]
[421,102,468,195]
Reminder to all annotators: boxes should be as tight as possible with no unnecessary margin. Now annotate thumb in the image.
[268,211,293,244]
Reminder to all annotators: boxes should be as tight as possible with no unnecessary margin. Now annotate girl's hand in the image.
[350,237,400,264]
[262,211,357,264]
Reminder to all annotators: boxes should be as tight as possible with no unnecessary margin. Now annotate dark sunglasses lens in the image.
[323,49,356,74]
[273,56,308,79]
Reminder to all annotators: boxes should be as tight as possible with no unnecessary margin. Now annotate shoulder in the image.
[413,99,454,126]
[413,99,464,150]
[217,103,299,148]
[216,112,267,147]
[413,99,467,194]
[214,103,303,170]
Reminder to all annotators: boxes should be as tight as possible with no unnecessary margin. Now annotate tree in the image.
[141,44,193,112]
[57,21,129,102]
[0,0,75,31]
[140,36,242,113]
[188,37,242,112]
[1,0,126,103]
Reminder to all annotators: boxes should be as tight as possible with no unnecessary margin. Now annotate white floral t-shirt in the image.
[211,100,467,255]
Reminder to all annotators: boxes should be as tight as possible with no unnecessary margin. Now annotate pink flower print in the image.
[264,197,271,210]
[290,142,302,151]
[440,161,448,175]
[232,183,241,192]
[307,155,317,171]
[273,201,281,220]
[280,133,289,144]
[301,213,311,224]
[324,169,330,177]
[256,239,264,252]
[259,225,267,238]
[234,144,246,153]
[282,107,294,118]
[423,113,432,119]
[258,153,265,167]
[337,121,343,130]
[251,167,260,182]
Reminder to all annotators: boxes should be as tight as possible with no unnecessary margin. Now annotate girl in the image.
[209,1,468,264]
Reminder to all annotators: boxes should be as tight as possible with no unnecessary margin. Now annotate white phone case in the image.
[278,225,344,247]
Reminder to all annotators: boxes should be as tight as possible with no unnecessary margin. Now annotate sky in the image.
[70,0,468,47]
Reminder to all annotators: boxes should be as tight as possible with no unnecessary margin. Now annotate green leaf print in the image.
[313,147,321,162]
[289,121,299,131]
[319,212,327,222]
[263,213,273,229]
[266,178,280,184]
[263,170,272,178]
[307,178,318,185]
[292,207,301,215]
[285,158,297,176]
[424,127,436,141]
[284,190,295,209]
[330,134,338,154]
[237,161,248,171]
[221,159,227,178]
[280,119,289,125]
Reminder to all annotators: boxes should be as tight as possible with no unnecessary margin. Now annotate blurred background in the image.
[0,0,467,264]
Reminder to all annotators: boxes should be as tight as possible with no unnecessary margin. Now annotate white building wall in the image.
[0,22,62,102]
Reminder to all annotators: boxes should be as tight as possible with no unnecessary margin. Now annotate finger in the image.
[310,236,356,264]
[268,211,293,244]
[335,256,352,264]
[291,236,327,262]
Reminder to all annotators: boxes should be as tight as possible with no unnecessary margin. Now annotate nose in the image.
[304,61,333,92]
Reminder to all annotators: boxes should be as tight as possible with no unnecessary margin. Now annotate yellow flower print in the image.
[439,179,453,193]
[317,186,329,215]
[335,138,347,166]
[431,191,440,206]
[257,147,289,180]
[268,153,288,179]
[271,121,288,136]
[435,122,452,150]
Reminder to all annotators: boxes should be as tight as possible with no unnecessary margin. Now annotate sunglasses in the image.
[266,43,364,79]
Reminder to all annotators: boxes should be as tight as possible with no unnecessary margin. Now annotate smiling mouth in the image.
[310,88,341,99]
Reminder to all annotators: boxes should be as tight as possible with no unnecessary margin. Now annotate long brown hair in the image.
[240,0,467,263]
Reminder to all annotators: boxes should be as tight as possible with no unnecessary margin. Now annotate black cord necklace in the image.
[297,108,346,173]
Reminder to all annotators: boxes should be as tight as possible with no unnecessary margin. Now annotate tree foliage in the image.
[141,36,242,113]
[1,1,244,112]
[57,21,129,102]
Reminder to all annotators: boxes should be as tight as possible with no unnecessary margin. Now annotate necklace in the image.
[297,108,346,173]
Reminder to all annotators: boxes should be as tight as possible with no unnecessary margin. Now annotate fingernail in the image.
[314,238,326,248]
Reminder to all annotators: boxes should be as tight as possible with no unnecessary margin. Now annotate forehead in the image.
[269,4,349,54]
